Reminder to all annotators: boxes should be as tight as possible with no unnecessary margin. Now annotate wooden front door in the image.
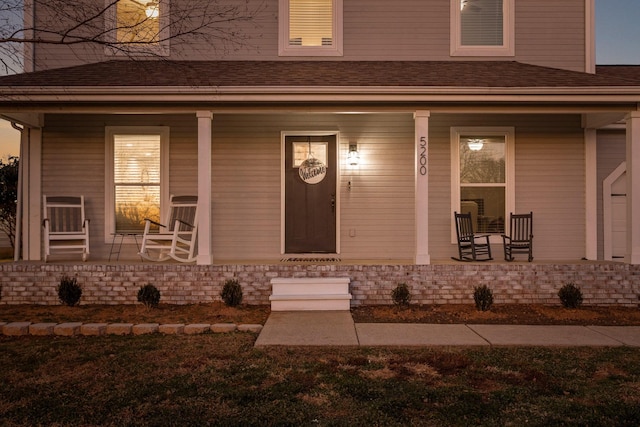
[285,135,337,253]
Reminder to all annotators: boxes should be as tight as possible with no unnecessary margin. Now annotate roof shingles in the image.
[0,60,638,88]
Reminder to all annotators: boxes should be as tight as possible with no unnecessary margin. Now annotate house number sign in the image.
[418,136,427,176]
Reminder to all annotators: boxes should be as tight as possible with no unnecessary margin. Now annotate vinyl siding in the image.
[428,114,586,261]
[42,114,198,260]
[515,0,586,72]
[514,117,586,259]
[211,113,416,261]
[40,112,587,262]
[32,0,587,72]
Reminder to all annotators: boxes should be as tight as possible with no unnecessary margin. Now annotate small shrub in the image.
[137,283,161,308]
[221,279,243,307]
[473,285,494,312]
[391,283,412,307]
[558,282,583,308]
[57,275,82,306]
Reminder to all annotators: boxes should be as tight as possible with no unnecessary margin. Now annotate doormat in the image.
[281,257,341,263]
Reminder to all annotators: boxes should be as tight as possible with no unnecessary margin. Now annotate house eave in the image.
[3,84,640,98]
[2,85,640,115]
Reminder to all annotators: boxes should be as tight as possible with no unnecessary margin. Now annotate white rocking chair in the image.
[139,195,198,263]
[42,195,90,262]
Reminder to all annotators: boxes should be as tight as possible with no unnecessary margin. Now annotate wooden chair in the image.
[139,195,198,263]
[42,195,90,262]
[502,212,534,262]
[452,211,492,261]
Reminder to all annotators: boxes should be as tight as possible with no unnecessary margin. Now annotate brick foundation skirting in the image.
[0,263,639,307]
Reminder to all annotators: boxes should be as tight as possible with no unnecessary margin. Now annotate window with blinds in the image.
[289,0,333,46]
[451,0,514,57]
[460,0,503,46]
[113,135,161,232]
[279,0,343,56]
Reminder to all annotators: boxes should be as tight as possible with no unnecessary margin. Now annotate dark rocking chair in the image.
[502,212,534,262]
[452,211,493,261]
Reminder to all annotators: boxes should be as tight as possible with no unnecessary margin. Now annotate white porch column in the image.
[22,127,42,261]
[625,112,640,264]
[414,111,431,264]
[584,129,597,260]
[196,111,213,265]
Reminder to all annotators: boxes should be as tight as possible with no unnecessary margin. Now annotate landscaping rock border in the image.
[0,321,262,337]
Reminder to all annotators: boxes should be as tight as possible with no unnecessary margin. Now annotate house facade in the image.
[1,0,640,306]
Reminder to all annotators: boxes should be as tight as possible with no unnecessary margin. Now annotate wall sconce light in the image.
[348,143,359,166]
[467,139,484,151]
[145,1,160,19]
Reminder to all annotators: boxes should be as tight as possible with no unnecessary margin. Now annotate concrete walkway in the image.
[254,311,640,347]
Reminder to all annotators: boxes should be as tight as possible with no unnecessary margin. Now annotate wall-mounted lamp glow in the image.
[348,143,359,166]
[145,1,160,19]
[467,139,484,151]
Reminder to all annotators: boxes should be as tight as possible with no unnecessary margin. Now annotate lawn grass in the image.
[2,334,640,426]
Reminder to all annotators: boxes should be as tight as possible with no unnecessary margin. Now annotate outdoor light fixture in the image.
[467,139,484,151]
[348,143,359,166]
[144,1,160,19]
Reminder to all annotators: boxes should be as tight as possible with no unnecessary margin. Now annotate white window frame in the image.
[450,0,515,57]
[104,0,171,57]
[450,126,515,243]
[278,0,343,57]
[104,126,170,242]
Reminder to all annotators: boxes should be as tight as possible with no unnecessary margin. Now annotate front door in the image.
[284,135,337,253]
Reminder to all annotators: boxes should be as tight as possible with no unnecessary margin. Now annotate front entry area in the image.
[284,134,337,254]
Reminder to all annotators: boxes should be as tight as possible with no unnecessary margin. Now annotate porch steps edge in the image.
[270,278,352,311]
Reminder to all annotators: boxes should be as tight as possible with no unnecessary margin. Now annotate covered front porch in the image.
[8,108,640,267]
[2,61,640,268]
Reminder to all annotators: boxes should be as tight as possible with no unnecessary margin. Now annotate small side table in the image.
[109,232,142,262]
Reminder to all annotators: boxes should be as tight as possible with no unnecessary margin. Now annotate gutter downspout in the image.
[11,121,24,261]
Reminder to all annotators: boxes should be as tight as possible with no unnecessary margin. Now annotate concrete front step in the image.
[270,278,352,311]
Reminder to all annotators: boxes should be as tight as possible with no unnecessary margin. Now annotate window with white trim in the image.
[105,127,169,240]
[279,0,343,56]
[451,0,514,56]
[105,0,170,56]
[451,127,514,241]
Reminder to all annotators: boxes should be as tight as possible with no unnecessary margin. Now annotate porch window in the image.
[279,0,343,56]
[450,0,514,56]
[451,127,514,241]
[105,0,170,56]
[105,127,169,240]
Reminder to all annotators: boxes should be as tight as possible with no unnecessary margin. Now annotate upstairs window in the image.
[106,0,170,56]
[279,0,343,56]
[451,0,514,57]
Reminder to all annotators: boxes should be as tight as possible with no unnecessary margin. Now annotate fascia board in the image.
[3,85,640,103]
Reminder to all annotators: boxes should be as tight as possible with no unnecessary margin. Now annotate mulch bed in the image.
[1,303,640,326]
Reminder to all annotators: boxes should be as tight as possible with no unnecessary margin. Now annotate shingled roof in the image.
[1,60,638,88]
[596,65,640,84]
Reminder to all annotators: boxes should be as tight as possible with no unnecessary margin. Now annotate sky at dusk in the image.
[595,0,640,64]
[1,0,640,158]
